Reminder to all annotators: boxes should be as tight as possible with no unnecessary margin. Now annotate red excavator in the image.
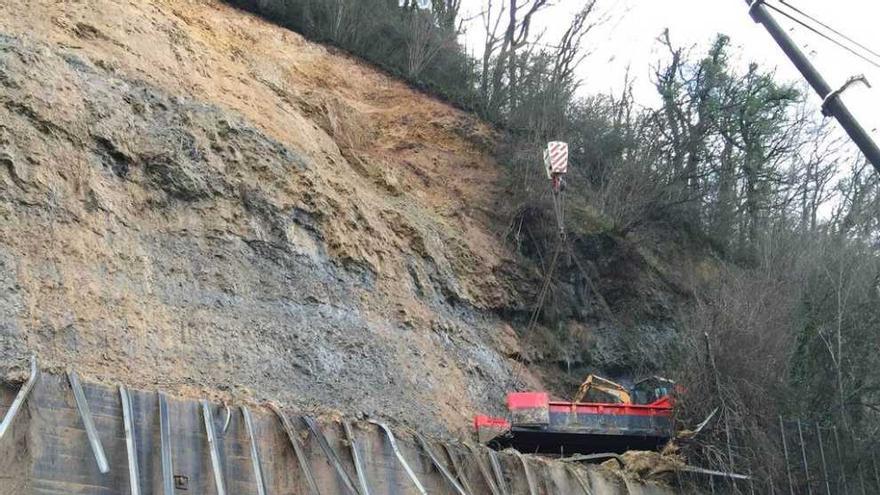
[475,375,675,455]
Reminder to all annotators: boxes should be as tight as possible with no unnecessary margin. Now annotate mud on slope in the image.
[0,0,538,435]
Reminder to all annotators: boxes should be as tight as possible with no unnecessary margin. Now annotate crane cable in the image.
[763,1,880,69]
[508,186,566,390]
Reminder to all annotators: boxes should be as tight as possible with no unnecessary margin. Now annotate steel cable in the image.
[508,187,566,390]
[777,0,880,60]
[764,1,880,69]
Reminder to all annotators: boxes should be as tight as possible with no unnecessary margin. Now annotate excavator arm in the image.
[572,374,632,404]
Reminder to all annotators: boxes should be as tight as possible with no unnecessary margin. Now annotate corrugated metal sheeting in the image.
[0,375,675,495]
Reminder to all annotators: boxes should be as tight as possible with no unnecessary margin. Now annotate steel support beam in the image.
[466,443,502,495]
[444,444,477,495]
[513,451,539,495]
[566,464,593,495]
[0,356,38,441]
[369,420,428,495]
[120,386,141,495]
[488,449,510,495]
[415,433,468,495]
[201,400,226,495]
[302,416,361,495]
[242,406,267,495]
[268,404,320,495]
[343,421,372,495]
[68,371,110,473]
[158,392,175,495]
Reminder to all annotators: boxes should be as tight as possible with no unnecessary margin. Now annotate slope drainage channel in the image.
[0,370,676,494]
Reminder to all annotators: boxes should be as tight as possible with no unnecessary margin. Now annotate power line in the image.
[764,1,880,70]
[777,0,880,61]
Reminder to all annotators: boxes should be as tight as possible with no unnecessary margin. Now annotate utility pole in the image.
[744,0,880,174]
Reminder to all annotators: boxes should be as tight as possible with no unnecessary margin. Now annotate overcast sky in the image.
[462,0,880,141]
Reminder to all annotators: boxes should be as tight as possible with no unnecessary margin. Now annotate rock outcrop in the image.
[0,0,530,434]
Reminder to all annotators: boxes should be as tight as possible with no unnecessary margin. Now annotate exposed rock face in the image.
[0,0,531,434]
[0,0,686,438]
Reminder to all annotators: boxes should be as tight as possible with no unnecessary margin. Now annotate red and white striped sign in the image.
[543,141,569,179]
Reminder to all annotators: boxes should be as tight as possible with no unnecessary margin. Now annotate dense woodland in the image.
[229,0,880,491]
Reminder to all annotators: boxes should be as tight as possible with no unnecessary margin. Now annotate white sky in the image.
[461,0,880,141]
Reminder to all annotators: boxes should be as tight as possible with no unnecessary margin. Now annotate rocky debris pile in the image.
[601,450,687,484]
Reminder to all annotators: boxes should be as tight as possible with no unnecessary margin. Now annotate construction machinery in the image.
[475,374,675,455]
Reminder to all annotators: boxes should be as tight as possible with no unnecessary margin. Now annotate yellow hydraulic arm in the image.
[572,374,632,404]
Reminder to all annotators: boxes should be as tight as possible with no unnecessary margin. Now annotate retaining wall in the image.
[0,374,675,495]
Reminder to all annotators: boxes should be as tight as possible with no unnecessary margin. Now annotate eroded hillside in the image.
[0,0,540,433]
[0,0,693,441]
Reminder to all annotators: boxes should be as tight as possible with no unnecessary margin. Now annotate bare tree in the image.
[404,9,453,79]
[479,0,550,116]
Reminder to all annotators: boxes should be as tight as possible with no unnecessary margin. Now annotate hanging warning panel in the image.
[543,141,569,179]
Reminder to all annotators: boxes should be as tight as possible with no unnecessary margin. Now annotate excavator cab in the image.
[632,376,676,406]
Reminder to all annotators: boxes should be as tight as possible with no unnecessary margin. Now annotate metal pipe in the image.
[303,416,361,495]
[120,386,141,495]
[487,449,510,495]
[241,407,267,495]
[0,356,38,441]
[222,405,232,434]
[465,443,501,495]
[443,444,477,495]
[69,371,110,473]
[415,433,468,495]
[158,392,175,495]
[268,404,320,495]
[565,465,593,495]
[343,421,372,495]
[513,451,538,495]
[201,400,226,495]
[369,420,427,495]
[744,0,880,173]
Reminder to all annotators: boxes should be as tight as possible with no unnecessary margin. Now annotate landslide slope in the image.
[0,0,532,433]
